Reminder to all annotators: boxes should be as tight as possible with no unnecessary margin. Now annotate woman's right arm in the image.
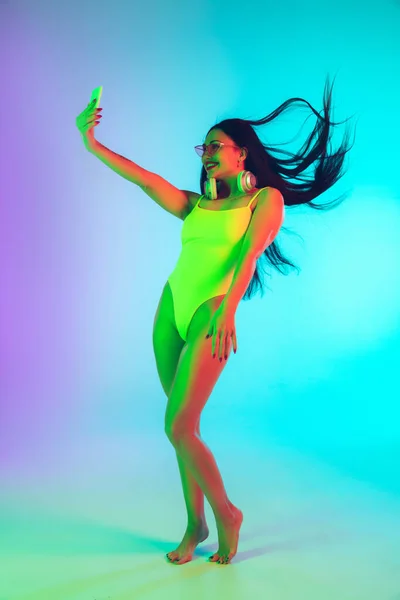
[77,102,193,220]
[87,139,193,220]
[87,138,148,186]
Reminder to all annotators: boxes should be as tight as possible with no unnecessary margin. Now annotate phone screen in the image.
[89,86,103,108]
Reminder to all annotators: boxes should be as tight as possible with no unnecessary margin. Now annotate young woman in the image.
[76,75,355,566]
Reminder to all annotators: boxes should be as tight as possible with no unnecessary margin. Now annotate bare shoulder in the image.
[248,187,283,216]
[257,186,283,205]
[187,190,202,206]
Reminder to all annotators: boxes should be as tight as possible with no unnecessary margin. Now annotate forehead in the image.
[204,129,230,144]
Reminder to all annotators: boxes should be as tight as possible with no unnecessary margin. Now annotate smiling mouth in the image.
[206,163,218,171]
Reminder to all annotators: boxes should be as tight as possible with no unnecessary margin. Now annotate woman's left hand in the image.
[205,302,237,361]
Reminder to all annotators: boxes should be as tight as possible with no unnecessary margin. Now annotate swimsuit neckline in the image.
[196,204,252,213]
[195,189,263,212]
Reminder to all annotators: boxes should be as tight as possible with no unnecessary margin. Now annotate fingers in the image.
[76,106,102,134]
[209,331,235,362]
[84,108,102,121]
[219,332,230,361]
[217,331,226,361]
[78,102,102,123]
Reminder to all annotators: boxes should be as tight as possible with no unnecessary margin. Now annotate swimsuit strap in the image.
[196,187,266,208]
[245,187,266,207]
[195,195,204,207]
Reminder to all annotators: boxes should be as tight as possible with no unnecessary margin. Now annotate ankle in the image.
[218,501,238,523]
[188,517,207,529]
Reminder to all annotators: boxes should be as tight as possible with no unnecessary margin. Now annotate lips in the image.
[205,162,218,171]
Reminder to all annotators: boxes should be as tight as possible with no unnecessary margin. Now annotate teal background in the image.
[1,0,400,598]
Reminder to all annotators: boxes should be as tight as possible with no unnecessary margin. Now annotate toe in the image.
[208,553,220,562]
[166,552,178,562]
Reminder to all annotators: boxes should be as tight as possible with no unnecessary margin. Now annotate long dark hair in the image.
[200,75,357,301]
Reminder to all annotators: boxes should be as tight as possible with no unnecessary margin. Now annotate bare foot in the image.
[166,522,209,565]
[208,506,243,565]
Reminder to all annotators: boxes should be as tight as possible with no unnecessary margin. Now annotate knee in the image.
[165,418,194,446]
[164,420,181,446]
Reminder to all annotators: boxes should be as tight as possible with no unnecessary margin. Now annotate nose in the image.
[203,147,214,161]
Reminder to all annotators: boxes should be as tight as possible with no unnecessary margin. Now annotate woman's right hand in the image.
[76,99,102,148]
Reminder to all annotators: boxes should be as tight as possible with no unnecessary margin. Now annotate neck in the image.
[215,175,243,199]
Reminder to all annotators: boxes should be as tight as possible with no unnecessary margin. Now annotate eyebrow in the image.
[203,139,221,145]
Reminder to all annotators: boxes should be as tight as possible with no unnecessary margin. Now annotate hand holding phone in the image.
[75,86,103,147]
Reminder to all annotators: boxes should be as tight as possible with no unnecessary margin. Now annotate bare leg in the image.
[166,422,210,564]
[176,447,207,525]
[165,293,244,565]
[170,431,243,565]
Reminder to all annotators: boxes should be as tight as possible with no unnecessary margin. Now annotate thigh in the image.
[165,294,231,435]
[152,282,185,397]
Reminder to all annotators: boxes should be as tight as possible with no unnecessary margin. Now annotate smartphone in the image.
[89,86,103,108]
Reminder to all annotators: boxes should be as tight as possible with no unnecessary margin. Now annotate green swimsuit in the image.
[167,187,267,341]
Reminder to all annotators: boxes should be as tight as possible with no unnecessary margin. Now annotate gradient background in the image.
[1,0,400,598]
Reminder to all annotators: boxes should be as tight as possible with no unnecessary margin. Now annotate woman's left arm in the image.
[223,187,285,313]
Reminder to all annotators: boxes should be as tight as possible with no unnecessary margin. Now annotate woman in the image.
[76,75,355,566]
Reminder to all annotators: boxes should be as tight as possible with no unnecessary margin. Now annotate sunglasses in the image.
[194,141,240,157]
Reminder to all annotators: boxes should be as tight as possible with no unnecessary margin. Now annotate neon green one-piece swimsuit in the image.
[167,187,267,342]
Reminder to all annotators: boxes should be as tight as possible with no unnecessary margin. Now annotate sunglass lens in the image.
[195,146,204,157]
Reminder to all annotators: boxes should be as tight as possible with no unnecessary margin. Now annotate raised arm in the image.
[76,100,195,220]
